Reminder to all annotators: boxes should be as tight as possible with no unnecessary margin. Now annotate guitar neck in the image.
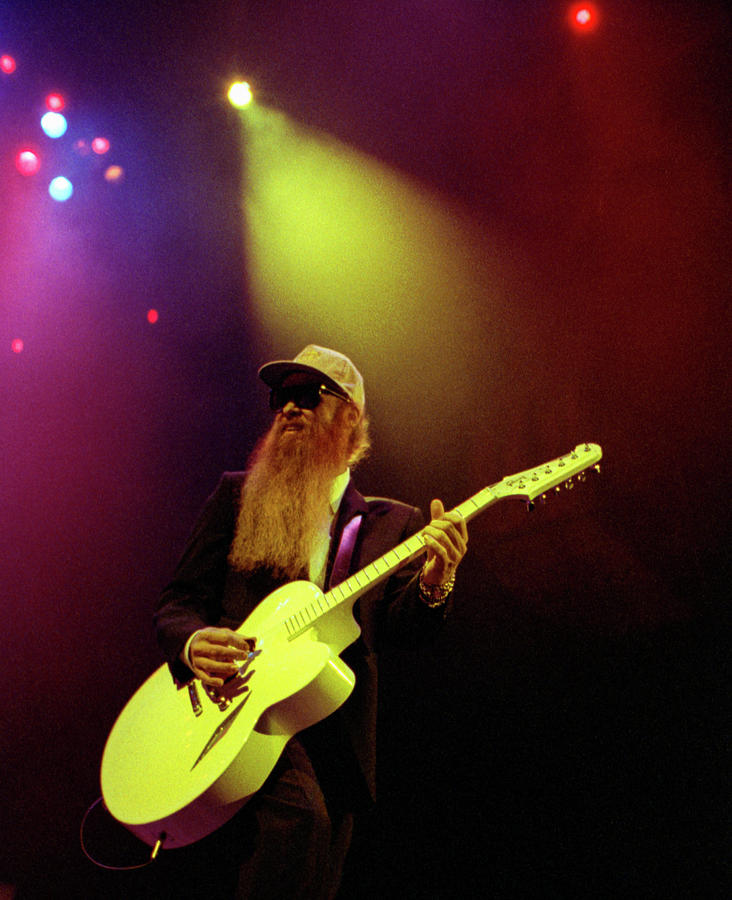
[282,442,601,638]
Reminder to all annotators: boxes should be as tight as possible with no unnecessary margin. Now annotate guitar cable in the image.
[80,795,166,870]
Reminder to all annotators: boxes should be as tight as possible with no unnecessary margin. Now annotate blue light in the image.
[41,111,68,139]
[48,176,73,202]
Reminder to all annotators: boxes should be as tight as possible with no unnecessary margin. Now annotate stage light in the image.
[569,4,599,31]
[228,81,253,109]
[104,165,124,183]
[11,338,24,354]
[147,309,159,324]
[1,54,16,74]
[48,176,73,202]
[92,137,110,154]
[15,149,41,176]
[45,93,66,112]
[41,111,68,139]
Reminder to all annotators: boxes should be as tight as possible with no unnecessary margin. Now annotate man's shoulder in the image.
[345,481,419,518]
[201,471,246,505]
[361,494,422,524]
[355,494,424,542]
[363,494,417,512]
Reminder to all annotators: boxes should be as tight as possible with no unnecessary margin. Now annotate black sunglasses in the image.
[269,382,350,412]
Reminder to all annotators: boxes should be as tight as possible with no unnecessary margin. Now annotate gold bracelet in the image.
[419,569,455,607]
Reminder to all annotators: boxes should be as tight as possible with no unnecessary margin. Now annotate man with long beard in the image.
[154,345,468,899]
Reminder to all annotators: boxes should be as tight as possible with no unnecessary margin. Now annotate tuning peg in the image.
[594,464,601,475]
[566,478,574,490]
[526,500,535,512]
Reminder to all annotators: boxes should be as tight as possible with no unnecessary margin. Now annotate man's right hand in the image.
[184,627,253,687]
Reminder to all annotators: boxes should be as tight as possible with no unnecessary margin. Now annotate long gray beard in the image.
[228,419,343,581]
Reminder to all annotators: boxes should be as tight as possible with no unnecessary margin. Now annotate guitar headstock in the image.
[493,442,602,505]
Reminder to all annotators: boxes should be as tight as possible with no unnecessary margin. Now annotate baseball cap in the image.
[258,345,365,410]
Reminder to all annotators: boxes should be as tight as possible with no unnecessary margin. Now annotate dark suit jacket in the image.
[154,473,449,806]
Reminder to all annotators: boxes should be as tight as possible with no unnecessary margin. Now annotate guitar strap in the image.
[327,514,363,589]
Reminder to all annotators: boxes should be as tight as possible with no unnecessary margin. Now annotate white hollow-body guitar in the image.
[101,443,602,850]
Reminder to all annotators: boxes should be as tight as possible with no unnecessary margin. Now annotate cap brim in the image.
[258,360,348,399]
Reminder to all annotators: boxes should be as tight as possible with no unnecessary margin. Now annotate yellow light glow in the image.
[237,104,534,473]
[228,81,253,109]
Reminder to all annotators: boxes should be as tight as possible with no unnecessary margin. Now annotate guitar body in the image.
[101,581,359,848]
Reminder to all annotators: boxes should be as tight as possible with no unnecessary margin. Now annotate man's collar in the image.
[330,468,351,515]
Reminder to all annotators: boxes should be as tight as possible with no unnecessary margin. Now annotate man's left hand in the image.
[421,499,468,586]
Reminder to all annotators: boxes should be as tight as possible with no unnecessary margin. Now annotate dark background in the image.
[1,1,729,897]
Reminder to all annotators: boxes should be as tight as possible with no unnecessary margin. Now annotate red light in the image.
[147,309,159,324]
[92,137,110,155]
[569,4,599,31]
[12,339,24,354]
[15,149,41,176]
[45,93,65,111]
[1,54,17,74]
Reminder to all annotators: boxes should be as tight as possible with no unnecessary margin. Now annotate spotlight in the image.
[41,111,68,139]
[15,149,41,176]
[48,176,74,202]
[45,93,66,112]
[1,54,17,74]
[228,81,253,109]
[103,165,124,183]
[92,137,110,154]
[12,338,24,354]
[569,4,599,31]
